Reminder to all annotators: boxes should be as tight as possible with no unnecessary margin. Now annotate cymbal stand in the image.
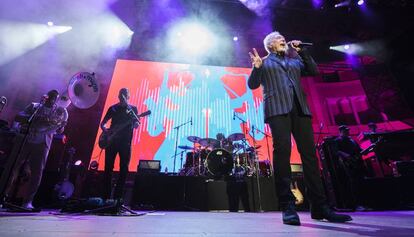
[173,118,192,175]
[169,151,185,175]
[250,125,263,212]
[252,125,273,176]
[234,113,249,170]
[233,112,248,151]
[179,150,185,174]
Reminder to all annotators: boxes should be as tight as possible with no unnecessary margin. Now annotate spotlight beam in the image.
[0,21,72,65]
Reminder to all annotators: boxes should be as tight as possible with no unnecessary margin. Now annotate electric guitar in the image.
[291,181,304,205]
[98,110,151,149]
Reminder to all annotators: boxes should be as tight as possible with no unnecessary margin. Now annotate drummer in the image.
[214,133,234,153]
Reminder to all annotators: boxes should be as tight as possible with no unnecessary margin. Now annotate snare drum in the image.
[205,148,233,177]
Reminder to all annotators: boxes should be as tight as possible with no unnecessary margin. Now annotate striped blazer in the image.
[248,49,319,123]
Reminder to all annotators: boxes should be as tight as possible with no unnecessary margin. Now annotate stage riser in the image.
[132,175,279,211]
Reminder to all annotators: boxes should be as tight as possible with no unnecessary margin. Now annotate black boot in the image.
[282,202,301,226]
[311,205,352,223]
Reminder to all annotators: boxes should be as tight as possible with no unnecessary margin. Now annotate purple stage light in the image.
[47,21,54,26]
[74,160,82,166]
[344,44,350,50]
[357,0,364,5]
[312,0,323,9]
[233,36,238,41]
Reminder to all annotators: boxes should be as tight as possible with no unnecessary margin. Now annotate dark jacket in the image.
[248,49,319,122]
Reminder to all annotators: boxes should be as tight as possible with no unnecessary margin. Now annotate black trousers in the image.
[103,139,131,199]
[267,96,326,208]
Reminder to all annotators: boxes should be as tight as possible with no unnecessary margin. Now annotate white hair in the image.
[263,31,283,53]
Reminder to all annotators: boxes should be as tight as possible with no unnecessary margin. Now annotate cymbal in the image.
[228,133,245,142]
[199,138,219,147]
[187,136,201,143]
[178,145,194,150]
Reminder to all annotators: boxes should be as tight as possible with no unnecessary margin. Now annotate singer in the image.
[248,31,351,225]
[100,88,139,202]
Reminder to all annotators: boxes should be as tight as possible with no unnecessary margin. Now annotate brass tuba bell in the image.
[66,72,100,109]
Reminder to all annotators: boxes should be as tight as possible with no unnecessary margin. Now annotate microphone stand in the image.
[250,125,263,212]
[169,150,186,174]
[252,125,272,176]
[173,119,191,175]
[0,102,44,211]
[234,113,263,212]
[234,113,248,151]
[315,123,324,149]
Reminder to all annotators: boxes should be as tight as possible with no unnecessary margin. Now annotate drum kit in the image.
[177,132,271,177]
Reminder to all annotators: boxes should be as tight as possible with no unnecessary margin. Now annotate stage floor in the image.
[1,210,414,237]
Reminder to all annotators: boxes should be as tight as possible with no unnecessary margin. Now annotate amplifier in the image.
[137,160,161,175]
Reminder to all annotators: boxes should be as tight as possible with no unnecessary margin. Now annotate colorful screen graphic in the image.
[90,59,301,171]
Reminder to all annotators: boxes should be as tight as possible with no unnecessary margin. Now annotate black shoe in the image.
[282,202,301,226]
[311,205,352,223]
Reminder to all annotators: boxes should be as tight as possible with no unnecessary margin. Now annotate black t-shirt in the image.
[334,136,361,157]
[102,103,138,142]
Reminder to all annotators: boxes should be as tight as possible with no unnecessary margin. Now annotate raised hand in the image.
[248,48,263,68]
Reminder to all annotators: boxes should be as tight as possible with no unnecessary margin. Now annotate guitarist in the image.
[100,88,139,202]
[334,125,367,211]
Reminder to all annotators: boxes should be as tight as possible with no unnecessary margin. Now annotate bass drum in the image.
[205,148,233,177]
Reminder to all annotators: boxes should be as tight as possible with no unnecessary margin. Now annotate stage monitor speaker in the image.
[137,160,160,175]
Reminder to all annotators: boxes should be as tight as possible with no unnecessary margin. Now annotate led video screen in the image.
[90,59,301,171]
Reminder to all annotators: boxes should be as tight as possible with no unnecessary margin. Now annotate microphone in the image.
[298,42,313,47]
[252,125,255,132]
[320,122,324,129]
[190,117,193,126]
[233,111,235,120]
[288,41,313,47]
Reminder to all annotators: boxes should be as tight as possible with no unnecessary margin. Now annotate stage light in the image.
[311,0,323,9]
[47,21,54,26]
[52,26,72,34]
[330,43,365,55]
[89,160,99,170]
[167,19,217,58]
[233,36,238,41]
[357,0,364,6]
[330,40,386,58]
[88,13,134,49]
[335,0,351,8]
[74,160,82,166]
[0,20,72,65]
[239,0,270,16]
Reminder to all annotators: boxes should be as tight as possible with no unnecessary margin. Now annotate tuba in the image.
[66,72,100,109]
[49,72,100,129]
